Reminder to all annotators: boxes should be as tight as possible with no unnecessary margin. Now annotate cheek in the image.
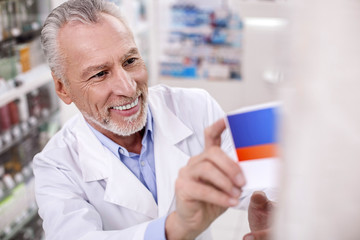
[88,87,110,106]
[134,64,148,83]
[74,85,108,113]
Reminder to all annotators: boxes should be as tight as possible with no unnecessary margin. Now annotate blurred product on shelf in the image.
[0,0,42,40]
[0,76,60,239]
[0,104,12,133]
[0,1,77,238]
[0,156,40,240]
[8,100,20,127]
[159,1,243,81]
[0,0,45,87]
[0,81,60,152]
[0,40,18,81]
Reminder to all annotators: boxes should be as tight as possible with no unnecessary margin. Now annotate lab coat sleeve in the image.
[33,154,149,240]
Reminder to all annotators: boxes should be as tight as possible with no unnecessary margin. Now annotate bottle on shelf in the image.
[0,103,13,145]
[0,39,18,82]
[0,0,56,239]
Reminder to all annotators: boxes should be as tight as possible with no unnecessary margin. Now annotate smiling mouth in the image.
[110,97,139,111]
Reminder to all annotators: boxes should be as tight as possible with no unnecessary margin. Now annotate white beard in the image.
[83,99,148,137]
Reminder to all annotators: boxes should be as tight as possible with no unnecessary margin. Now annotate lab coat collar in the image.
[103,148,159,219]
[149,101,193,146]
[149,92,194,217]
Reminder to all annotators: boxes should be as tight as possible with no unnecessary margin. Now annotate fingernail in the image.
[235,173,244,186]
[244,235,255,240]
[232,187,241,197]
[228,198,239,206]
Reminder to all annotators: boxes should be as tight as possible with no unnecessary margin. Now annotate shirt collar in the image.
[87,106,153,159]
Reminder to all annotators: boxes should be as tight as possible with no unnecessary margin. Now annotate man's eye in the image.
[91,71,107,79]
[124,58,137,66]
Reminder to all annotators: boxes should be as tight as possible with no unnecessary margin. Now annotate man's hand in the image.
[243,191,274,240]
[165,119,246,240]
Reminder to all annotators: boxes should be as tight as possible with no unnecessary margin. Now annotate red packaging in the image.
[0,104,12,132]
[8,100,20,125]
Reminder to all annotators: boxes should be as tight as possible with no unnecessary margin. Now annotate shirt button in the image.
[119,149,124,154]
[140,161,145,167]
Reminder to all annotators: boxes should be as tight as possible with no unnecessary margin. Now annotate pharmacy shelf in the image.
[0,64,52,107]
[0,29,41,46]
[0,109,59,155]
[0,205,38,240]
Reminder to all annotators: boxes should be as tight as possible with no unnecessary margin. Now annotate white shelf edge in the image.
[0,64,52,106]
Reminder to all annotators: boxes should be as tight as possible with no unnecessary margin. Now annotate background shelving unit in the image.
[0,64,51,105]
[0,0,59,239]
[0,64,60,240]
[149,0,290,112]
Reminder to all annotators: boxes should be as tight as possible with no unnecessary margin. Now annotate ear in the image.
[52,72,73,105]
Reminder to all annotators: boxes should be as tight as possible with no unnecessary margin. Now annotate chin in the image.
[100,102,148,136]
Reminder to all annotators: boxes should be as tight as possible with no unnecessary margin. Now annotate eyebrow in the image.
[81,63,111,80]
[121,48,140,62]
[80,48,140,79]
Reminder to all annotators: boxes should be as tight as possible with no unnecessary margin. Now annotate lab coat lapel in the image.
[76,115,110,182]
[149,95,193,217]
[104,150,158,219]
[76,115,158,219]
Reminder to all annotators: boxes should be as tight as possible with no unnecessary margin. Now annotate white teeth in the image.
[112,97,139,111]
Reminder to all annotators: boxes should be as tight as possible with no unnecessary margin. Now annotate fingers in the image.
[176,175,239,207]
[248,191,274,232]
[202,118,245,187]
[243,229,271,240]
[177,148,245,208]
[245,193,273,239]
[204,118,226,149]
[204,146,245,187]
[176,118,246,208]
[249,191,273,212]
[186,160,241,199]
[187,146,245,188]
[175,118,246,209]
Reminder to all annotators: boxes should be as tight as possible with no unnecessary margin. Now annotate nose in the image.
[111,67,137,97]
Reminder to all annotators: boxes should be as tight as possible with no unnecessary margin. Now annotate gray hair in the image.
[41,0,131,82]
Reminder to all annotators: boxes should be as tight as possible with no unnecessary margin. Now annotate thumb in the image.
[204,118,226,149]
[243,229,270,240]
[248,191,273,232]
[249,191,272,211]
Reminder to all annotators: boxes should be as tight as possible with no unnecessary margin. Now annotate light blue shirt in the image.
[87,108,166,239]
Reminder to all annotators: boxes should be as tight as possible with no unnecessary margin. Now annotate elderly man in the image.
[33,0,272,239]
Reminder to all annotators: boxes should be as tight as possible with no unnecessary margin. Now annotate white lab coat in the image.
[33,85,246,240]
